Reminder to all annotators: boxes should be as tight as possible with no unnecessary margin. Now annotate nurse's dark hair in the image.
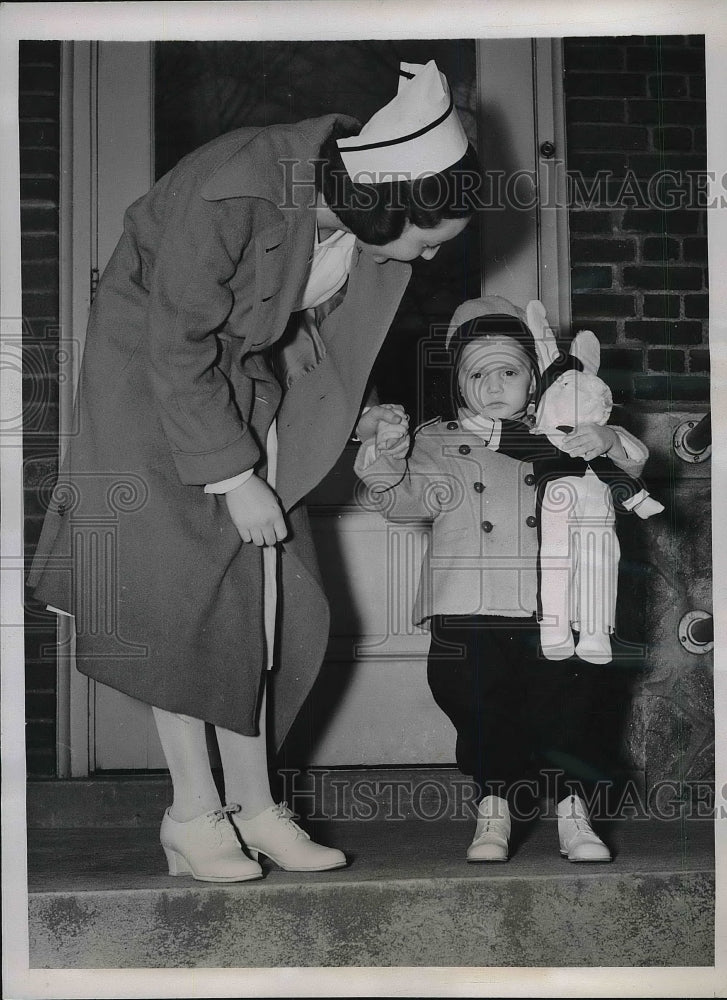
[316,123,481,246]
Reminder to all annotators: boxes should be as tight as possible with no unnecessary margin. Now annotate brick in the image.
[23,661,57,692]
[642,236,681,261]
[647,348,685,372]
[633,374,710,401]
[694,127,706,153]
[569,124,649,151]
[624,320,703,344]
[690,75,706,100]
[566,98,626,123]
[569,320,618,343]
[26,691,56,718]
[566,44,625,72]
[18,63,60,95]
[571,266,612,291]
[19,93,60,120]
[627,99,706,126]
[570,293,635,318]
[22,290,58,318]
[624,152,707,176]
[25,720,55,750]
[652,126,692,152]
[21,259,59,293]
[19,146,59,176]
[623,265,703,290]
[568,211,614,234]
[689,348,710,373]
[567,73,647,99]
[19,120,59,149]
[20,175,59,203]
[26,749,56,777]
[20,203,58,233]
[622,209,700,234]
[648,75,688,99]
[626,46,705,74]
[600,347,644,371]
[570,237,637,263]
[643,294,680,318]
[21,231,58,259]
[18,40,61,65]
[566,153,631,181]
[684,294,709,319]
[682,237,708,262]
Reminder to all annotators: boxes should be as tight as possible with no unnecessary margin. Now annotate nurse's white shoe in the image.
[232,802,347,872]
[160,804,263,882]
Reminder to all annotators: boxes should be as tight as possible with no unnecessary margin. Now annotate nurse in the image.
[29,61,481,881]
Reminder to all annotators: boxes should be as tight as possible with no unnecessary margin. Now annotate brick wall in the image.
[20,41,61,777]
[564,35,709,404]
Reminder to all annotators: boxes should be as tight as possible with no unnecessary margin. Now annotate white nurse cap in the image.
[336,60,469,183]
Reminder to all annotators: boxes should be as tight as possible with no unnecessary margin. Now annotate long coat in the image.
[28,115,412,747]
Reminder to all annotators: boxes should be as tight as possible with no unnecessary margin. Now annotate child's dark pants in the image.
[426,614,615,815]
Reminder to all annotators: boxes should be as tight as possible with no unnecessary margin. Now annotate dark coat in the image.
[28,115,411,746]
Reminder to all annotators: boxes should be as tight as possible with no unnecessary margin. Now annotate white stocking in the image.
[152,706,221,822]
[215,681,275,820]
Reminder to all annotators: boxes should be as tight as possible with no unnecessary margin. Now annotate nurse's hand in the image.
[225,474,288,546]
[355,403,408,444]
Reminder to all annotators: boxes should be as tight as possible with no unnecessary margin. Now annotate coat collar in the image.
[200,114,360,207]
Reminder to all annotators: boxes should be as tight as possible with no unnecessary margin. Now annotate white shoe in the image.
[467,795,511,862]
[557,794,611,862]
[160,804,263,882]
[232,802,347,872]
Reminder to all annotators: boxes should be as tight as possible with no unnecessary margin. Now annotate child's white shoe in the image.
[557,794,611,862]
[575,633,612,664]
[467,794,511,862]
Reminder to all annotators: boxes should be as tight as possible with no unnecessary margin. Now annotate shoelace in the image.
[271,801,310,841]
[208,804,242,839]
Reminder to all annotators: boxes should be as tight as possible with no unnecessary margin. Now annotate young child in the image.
[355,297,650,862]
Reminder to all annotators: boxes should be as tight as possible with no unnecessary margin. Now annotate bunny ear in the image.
[526,300,559,373]
[570,330,600,374]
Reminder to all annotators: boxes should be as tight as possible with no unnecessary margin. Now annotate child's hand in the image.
[376,420,410,459]
[561,423,624,461]
[355,403,408,444]
[225,474,288,546]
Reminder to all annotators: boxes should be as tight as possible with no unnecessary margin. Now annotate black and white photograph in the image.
[1,2,726,997]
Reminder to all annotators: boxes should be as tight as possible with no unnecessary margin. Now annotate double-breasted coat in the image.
[355,418,542,624]
[28,115,412,746]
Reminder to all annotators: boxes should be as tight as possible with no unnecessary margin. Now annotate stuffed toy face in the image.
[533,370,613,441]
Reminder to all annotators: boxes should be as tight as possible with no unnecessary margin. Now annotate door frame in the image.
[57,38,570,775]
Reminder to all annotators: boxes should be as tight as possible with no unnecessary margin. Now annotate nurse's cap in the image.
[336,60,469,183]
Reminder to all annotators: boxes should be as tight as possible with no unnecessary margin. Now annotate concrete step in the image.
[28,808,713,968]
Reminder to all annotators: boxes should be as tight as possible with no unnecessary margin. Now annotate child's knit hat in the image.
[445,295,540,375]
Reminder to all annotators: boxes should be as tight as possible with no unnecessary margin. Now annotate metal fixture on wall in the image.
[678,610,714,655]
[673,411,711,464]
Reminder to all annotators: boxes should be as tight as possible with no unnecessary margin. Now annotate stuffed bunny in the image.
[522,302,663,663]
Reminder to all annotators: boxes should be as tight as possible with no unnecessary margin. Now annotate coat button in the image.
[524,474,536,486]
[526,515,537,528]
[459,444,471,455]
[447,421,458,430]
[57,503,66,516]
[474,482,485,493]
[481,520,493,533]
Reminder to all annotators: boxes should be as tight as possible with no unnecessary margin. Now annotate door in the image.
[59,38,570,773]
